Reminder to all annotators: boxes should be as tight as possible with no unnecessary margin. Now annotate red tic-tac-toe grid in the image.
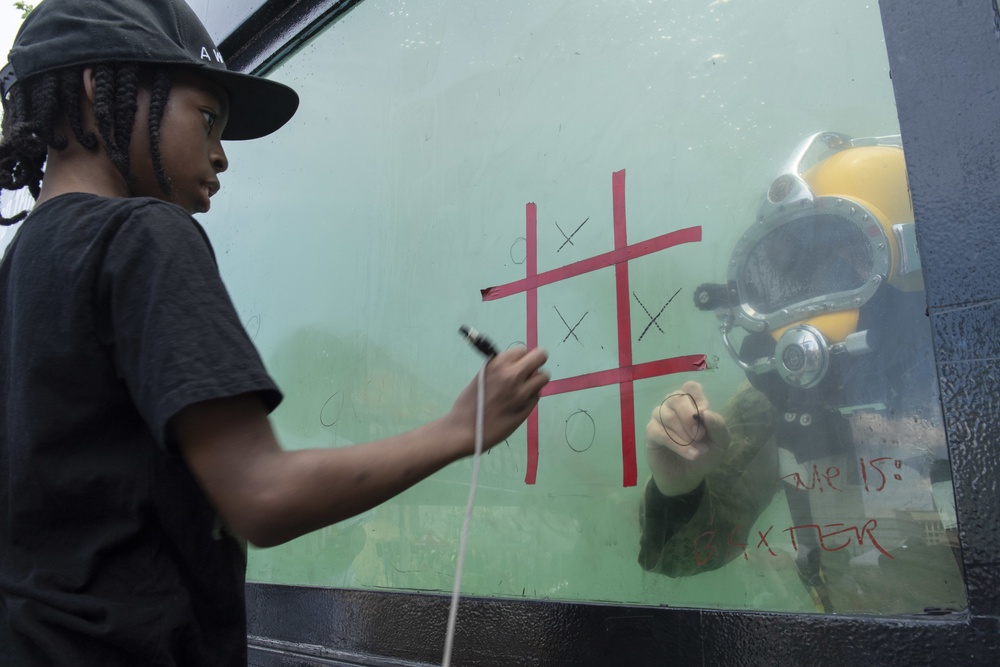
[481,169,706,487]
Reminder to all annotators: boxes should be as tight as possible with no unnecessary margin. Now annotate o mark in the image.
[564,409,596,453]
[320,391,345,427]
[510,237,527,265]
[245,315,260,341]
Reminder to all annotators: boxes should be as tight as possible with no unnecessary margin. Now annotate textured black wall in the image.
[232,0,1000,664]
[882,0,1000,622]
[245,586,999,666]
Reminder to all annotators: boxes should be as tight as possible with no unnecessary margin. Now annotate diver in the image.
[639,132,965,614]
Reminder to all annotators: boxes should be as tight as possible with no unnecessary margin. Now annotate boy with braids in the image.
[0,1,549,665]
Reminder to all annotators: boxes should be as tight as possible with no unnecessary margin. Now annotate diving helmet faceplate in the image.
[711,132,921,388]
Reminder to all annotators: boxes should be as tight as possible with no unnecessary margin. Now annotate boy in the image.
[0,1,549,664]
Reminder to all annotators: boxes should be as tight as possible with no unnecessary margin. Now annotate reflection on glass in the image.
[641,134,966,614]
[206,0,962,614]
[743,215,876,314]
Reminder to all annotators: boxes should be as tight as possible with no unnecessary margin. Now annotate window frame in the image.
[219,1,1000,663]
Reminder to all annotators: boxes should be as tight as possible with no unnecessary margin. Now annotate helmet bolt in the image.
[781,344,807,372]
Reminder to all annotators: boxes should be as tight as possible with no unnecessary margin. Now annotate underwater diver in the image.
[639,132,965,613]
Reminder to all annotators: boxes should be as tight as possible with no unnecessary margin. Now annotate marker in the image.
[459,325,499,358]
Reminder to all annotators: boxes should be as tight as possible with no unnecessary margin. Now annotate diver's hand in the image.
[645,381,730,496]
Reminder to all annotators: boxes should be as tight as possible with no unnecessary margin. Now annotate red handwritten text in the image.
[859,457,905,493]
[785,519,892,558]
[693,519,893,566]
[781,458,906,493]
[780,465,842,492]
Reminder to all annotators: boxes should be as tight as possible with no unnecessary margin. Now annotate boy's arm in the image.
[173,346,548,548]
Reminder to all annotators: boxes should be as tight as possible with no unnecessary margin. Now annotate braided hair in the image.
[0,63,174,226]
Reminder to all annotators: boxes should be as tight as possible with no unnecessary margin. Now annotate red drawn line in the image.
[525,203,539,485]
[503,171,705,486]
[619,383,637,486]
[540,356,708,396]
[526,203,538,350]
[614,170,631,370]
[612,170,637,487]
[480,226,702,301]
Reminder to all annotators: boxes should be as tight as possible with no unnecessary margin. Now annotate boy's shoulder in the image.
[29,193,204,236]
[34,192,195,220]
[15,193,213,263]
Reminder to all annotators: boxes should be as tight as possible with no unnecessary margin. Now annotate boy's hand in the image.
[446,346,549,454]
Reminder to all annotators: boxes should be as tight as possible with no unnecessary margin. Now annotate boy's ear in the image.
[81,67,97,104]
[78,67,102,142]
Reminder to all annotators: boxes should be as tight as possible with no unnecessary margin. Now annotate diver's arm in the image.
[639,383,778,576]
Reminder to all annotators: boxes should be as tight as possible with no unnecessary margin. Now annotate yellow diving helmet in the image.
[701,132,922,389]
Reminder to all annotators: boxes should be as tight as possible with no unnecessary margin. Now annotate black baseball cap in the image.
[3,0,299,140]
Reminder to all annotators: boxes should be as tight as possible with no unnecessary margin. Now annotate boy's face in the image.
[129,69,231,214]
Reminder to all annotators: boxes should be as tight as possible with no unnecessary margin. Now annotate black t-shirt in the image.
[0,194,282,666]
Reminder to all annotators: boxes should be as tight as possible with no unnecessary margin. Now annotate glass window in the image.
[205,0,965,614]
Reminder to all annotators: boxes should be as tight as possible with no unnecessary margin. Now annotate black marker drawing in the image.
[564,409,596,453]
[510,237,527,265]
[634,287,682,341]
[553,306,588,344]
[320,391,345,427]
[556,216,589,252]
[486,439,518,474]
[244,314,260,341]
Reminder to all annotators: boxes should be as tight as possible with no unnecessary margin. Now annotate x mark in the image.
[555,216,589,252]
[634,287,682,341]
[553,306,588,344]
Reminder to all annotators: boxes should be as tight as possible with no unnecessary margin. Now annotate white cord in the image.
[442,359,488,667]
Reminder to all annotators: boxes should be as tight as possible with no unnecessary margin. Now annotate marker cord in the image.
[441,359,487,667]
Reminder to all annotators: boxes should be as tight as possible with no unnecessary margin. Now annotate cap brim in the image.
[202,68,299,141]
[3,56,298,141]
